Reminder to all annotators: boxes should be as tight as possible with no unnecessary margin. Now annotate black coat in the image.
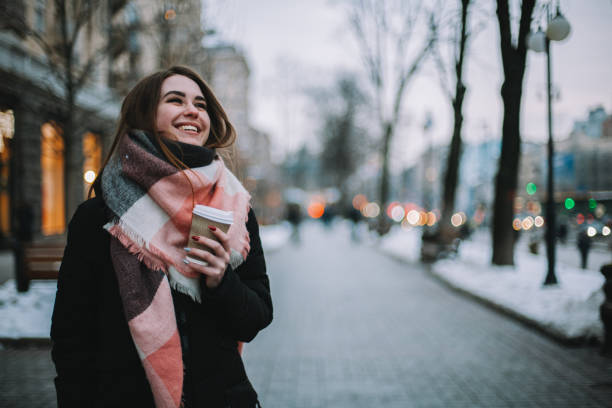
[51,196,273,407]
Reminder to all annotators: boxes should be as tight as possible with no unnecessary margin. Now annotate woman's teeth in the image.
[179,125,198,132]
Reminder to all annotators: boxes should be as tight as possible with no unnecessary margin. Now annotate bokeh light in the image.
[603,226,611,236]
[83,170,96,183]
[417,212,428,226]
[352,194,367,210]
[521,216,534,230]
[426,211,437,226]
[164,9,176,20]
[564,198,575,210]
[406,210,420,225]
[587,226,597,237]
[363,202,380,218]
[390,205,405,222]
[576,213,584,224]
[512,218,522,231]
[588,198,597,210]
[451,213,463,227]
[307,202,325,219]
[534,216,545,227]
[526,182,537,195]
[386,201,400,219]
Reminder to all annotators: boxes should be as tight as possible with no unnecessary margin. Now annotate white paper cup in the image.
[187,205,233,265]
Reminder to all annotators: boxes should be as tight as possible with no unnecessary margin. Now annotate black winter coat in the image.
[51,196,273,407]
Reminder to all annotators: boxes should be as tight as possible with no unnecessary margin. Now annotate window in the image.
[0,110,14,236]
[41,122,65,235]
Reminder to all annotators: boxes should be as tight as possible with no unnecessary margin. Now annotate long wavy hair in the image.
[90,66,236,197]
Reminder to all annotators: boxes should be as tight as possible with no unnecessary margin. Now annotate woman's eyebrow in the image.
[162,90,205,102]
[163,90,185,98]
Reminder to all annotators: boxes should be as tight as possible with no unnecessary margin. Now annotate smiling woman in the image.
[50,66,272,408]
[156,75,211,147]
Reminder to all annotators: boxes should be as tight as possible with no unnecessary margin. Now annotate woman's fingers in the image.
[192,235,229,261]
[206,225,232,253]
[183,246,226,288]
[184,246,221,268]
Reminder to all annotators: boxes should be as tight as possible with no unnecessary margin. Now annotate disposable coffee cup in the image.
[187,205,233,266]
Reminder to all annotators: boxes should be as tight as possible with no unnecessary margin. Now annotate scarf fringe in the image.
[167,268,202,303]
[105,221,168,273]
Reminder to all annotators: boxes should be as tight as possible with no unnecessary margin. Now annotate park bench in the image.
[15,241,65,291]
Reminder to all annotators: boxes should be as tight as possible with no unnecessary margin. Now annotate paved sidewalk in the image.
[243,222,612,407]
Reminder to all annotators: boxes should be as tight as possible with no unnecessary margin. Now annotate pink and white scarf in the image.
[101,130,251,407]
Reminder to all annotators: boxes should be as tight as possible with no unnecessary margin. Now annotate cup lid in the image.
[193,205,233,224]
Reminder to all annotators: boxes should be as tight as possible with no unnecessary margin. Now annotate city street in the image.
[2,221,612,407]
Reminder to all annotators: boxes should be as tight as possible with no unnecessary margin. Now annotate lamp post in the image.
[527,3,571,286]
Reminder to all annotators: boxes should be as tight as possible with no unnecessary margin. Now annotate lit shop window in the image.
[0,109,14,236]
[41,122,65,235]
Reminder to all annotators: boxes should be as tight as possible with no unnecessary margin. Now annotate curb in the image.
[0,337,51,348]
[377,246,596,347]
[424,265,593,347]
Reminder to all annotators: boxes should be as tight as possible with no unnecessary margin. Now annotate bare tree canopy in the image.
[425,0,474,259]
[346,0,438,234]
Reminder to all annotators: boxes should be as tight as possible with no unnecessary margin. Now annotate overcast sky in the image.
[205,0,612,165]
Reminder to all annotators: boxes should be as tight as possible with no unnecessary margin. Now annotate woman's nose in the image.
[184,103,198,116]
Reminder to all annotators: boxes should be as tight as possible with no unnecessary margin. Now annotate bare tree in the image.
[317,75,367,208]
[491,0,536,265]
[1,0,121,221]
[347,0,437,234]
[429,0,473,253]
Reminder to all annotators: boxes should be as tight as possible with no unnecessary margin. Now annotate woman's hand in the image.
[184,226,231,289]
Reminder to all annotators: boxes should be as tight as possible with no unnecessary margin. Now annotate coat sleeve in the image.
[50,201,101,406]
[204,208,273,342]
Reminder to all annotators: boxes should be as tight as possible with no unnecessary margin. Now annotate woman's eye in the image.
[196,103,207,110]
[167,98,182,104]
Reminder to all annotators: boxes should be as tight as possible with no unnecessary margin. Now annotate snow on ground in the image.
[379,226,607,342]
[0,280,56,339]
[0,223,293,340]
[259,222,292,253]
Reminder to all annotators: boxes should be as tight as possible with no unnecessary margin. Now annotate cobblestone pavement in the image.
[243,222,612,408]
[2,222,612,407]
[0,344,56,408]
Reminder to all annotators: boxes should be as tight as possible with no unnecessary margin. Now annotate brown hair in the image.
[90,66,236,197]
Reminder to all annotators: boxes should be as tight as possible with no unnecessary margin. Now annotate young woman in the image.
[51,66,273,408]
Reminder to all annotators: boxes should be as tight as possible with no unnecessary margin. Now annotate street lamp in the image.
[527,4,571,286]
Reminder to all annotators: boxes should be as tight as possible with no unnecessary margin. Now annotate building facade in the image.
[0,0,280,247]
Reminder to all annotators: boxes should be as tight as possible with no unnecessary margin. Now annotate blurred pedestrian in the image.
[51,66,272,407]
[346,205,362,242]
[557,222,568,244]
[286,202,302,244]
[577,229,592,269]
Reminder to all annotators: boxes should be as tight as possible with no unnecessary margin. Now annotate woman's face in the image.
[155,74,211,146]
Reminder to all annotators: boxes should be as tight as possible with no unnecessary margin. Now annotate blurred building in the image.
[0,0,122,243]
[514,106,612,231]
[204,45,283,224]
[0,0,279,246]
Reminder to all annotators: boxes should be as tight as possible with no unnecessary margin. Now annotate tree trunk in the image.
[439,87,465,243]
[492,0,534,266]
[377,121,393,234]
[491,77,522,265]
[438,0,470,247]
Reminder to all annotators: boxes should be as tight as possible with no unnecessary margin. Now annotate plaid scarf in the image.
[101,130,251,408]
